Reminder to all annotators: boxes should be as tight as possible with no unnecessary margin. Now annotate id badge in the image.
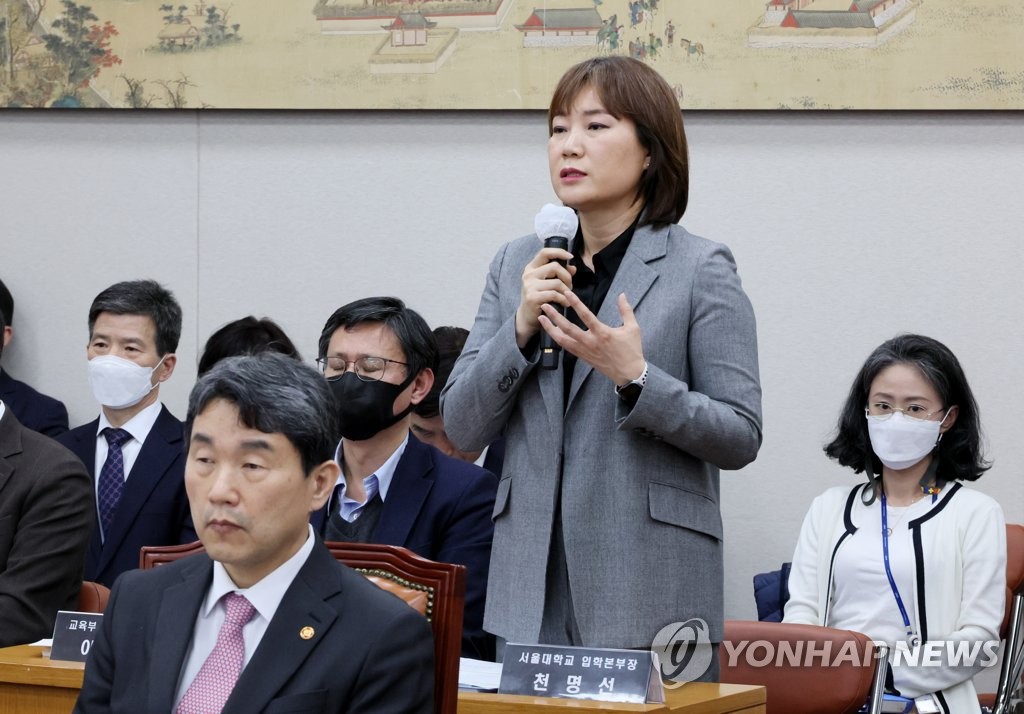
[914,693,940,713]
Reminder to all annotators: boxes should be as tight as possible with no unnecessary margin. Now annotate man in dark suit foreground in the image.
[0,277,69,438]
[75,352,434,714]
[310,297,497,660]
[0,308,94,647]
[57,279,195,587]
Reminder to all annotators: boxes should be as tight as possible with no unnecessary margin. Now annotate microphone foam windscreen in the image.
[534,204,579,242]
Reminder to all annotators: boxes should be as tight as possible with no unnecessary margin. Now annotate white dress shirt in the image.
[93,400,163,482]
[173,524,318,707]
[330,434,408,523]
[93,401,163,543]
[472,445,490,469]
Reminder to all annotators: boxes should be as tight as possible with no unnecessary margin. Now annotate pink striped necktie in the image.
[176,593,256,714]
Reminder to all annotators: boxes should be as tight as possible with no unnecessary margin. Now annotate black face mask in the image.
[328,371,416,441]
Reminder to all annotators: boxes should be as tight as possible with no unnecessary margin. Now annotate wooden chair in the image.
[720,620,887,714]
[76,581,111,614]
[139,540,466,714]
[324,541,465,714]
[138,540,205,569]
[981,524,1024,714]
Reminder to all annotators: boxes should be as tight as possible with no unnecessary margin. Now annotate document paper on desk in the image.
[459,657,503,691]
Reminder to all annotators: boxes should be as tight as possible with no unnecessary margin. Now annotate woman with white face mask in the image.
[783,334,1006,714]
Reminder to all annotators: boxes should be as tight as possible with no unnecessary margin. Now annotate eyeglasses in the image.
[865,402,947,422]
[317,356,407,383]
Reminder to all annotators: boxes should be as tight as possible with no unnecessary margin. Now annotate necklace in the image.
[881,479,934,507]
[888,490,926,507]
[881,490,934,535]
[883,504,913,536]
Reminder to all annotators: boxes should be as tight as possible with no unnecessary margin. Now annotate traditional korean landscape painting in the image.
[1,0,1021,108]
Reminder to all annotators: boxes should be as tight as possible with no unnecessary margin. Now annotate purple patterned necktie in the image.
[97,428,132,540]
[176,593,257,714]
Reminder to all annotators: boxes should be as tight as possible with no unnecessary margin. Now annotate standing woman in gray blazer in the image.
[442,56,763,678]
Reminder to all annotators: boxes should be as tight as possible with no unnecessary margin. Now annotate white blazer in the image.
[784,482,1006,714]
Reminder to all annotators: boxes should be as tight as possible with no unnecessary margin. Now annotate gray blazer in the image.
[442,222,762,648]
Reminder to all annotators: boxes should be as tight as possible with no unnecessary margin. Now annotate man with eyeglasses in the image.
[310,296,498,660]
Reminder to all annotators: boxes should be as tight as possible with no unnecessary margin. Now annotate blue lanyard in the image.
[880,491,925,647]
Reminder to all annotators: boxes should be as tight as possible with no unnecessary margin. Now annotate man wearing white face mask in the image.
[58,280,197,587]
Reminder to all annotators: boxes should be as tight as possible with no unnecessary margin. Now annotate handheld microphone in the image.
[534,204,579,370]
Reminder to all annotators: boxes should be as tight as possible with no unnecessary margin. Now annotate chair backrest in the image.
[138,540,206,569]
[139,539,466,714]
[77,581,111,613]
[324,541,466,714]
[721,620,883,714]
[753,562,792,622]
[1002,524,1024,637]
[988,524,1024,714]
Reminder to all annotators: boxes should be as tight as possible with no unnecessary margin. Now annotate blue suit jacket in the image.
[57,405,196,587]
[0,368,69,438]
[74,539,434,713]
[312,434,498,660]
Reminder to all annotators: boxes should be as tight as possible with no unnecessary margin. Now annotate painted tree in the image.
[2,0,48,83]
[42,0,121,96]
[155,1,240,52]
[120,74,153,107]
[159,4,188,24]
[201,5,238,46]
[156,74,194,107]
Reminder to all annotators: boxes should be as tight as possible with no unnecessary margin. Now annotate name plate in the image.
[499,643,664,703]
[50,610,103,662]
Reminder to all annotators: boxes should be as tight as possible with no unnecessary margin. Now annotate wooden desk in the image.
[0,645,82,714]
[0,645,765,714]
[458,683,765,713]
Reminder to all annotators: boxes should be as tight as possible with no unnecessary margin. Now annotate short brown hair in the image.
[548,56,689,226]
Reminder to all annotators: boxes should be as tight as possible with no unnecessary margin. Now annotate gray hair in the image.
[186,352,339,475]
[89,279,182,356]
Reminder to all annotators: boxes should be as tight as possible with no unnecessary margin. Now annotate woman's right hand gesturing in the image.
[514,246,575,348]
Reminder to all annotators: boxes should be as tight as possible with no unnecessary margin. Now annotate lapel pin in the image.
[300,626,315,640]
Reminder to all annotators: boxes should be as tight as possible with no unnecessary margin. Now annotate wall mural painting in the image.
[1,0,1021,109]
